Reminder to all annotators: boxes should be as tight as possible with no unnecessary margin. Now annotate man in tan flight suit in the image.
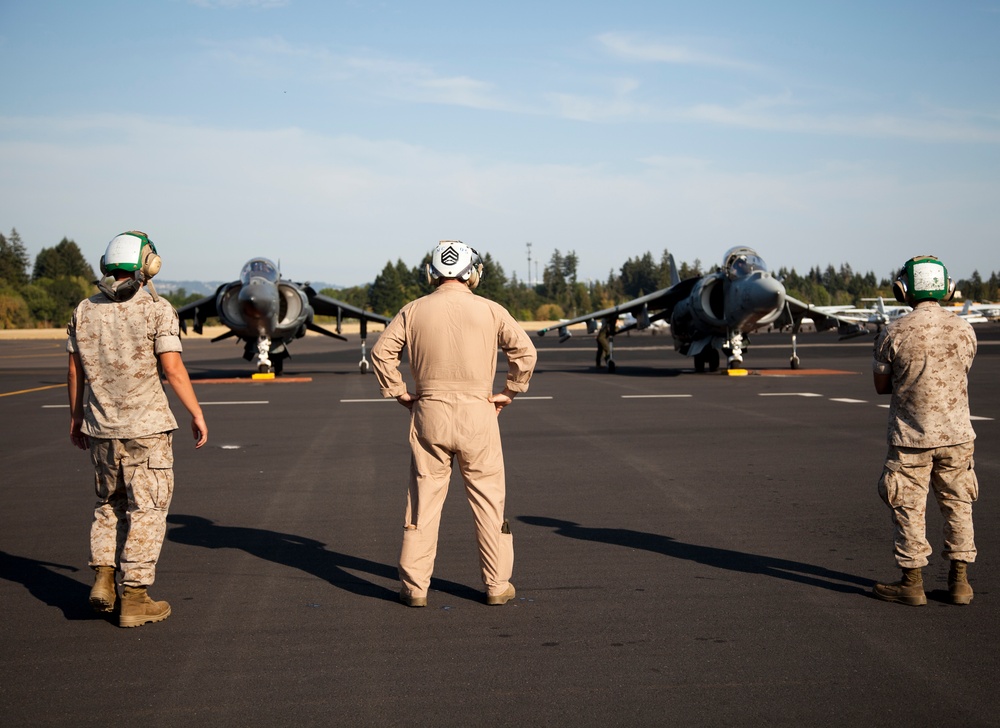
[371,241,537,608]
[68,231,208,627]
[872,255,978,606]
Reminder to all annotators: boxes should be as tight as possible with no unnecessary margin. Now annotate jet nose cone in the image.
[238,280,279,322]
[747,273,785,312]
[725,271,786,328]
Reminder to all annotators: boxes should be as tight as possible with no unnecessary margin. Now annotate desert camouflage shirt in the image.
[873,301,977,448]
[67,288,182,439]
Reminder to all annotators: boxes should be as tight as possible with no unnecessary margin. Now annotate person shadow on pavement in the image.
[167,514,481,603]
[519,516,874,595]
[0,550,98,621]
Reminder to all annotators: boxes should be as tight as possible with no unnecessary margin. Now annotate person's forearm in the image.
[67,353,85,421]
[164,366,203,419]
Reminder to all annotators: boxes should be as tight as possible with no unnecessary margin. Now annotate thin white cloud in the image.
[681,100,1000,143]
[202,36,521,112]
[197,35,1000,143]
[189,0,290,8]
[597,32,758,71]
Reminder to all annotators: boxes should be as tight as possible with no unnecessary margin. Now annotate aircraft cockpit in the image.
[240,258,280,285]
[723,247,768,280]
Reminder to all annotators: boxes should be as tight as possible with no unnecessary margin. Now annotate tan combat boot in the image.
[119,586,171,628]
[89,566,117,613]
[873,567,927,606]
[948,561,973,605]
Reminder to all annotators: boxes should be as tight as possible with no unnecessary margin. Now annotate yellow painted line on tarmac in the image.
[0,383,63,398]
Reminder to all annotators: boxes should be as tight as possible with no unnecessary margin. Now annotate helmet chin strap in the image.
[144,274,160,301]
[98,274,143,302]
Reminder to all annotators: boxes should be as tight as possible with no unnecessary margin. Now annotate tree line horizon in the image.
[2,228,999,328]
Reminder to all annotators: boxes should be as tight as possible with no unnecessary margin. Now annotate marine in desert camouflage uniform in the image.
[872,255,978,606]
[67,231,207,627]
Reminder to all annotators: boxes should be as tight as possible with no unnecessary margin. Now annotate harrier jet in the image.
[176,257,390,374]
[538,247,863,372]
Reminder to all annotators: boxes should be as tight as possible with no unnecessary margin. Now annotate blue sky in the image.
[1,0,998,287]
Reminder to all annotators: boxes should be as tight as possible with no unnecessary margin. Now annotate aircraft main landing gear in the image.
[694,348,720,373]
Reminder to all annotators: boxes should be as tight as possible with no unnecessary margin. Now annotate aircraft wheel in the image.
[694,353,706,374]
[607,360,616,374]
[273,358,284,376]
[359,359,370,374]
[729,358,743,370]
[790,355,800,370]
[258,364,273,374]
[707,348,720,372]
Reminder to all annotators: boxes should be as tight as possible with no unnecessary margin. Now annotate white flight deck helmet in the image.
[426,240,483,289]
[97,231,162,302]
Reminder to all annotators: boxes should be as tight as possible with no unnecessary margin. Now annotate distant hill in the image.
[155,279,342,296]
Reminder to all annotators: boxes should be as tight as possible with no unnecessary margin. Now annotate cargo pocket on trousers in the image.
[146,447,174,510]
[962,457,979,503]
[878,459,914,509]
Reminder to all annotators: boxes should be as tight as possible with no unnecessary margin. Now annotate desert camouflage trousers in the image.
[878,441,978,569]
[400,395,513,599]
[89,433,174,587]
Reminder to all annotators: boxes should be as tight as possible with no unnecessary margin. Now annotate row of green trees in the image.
[3,227,999,328]
[327,249,1000,321]
[0,229,96,328]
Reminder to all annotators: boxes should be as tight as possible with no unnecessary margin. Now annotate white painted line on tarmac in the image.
[200,401,269,405]
[830,398,868,404]
[758,392,823,397]
[621,394,692,399]
[341,396,554,403]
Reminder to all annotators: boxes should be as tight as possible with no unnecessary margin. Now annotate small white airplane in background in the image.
[814,297,993,331]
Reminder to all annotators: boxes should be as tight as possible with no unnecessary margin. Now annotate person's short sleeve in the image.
[153,303,183,355]
[872,327,892,374]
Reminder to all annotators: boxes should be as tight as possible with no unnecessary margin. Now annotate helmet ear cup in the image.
[99,255,108,276]
[943,278,956,302]
[467,264,481,290]
[141,247,162,278]
[893,276,908,303]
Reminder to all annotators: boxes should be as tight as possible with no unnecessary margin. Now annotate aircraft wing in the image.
[537,278,698,338]
[176,287,225,335]
[779,295,868,336]
[307,289,392,328]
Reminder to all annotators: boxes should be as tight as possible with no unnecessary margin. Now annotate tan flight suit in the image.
[371,283,537,599]
[67,288,182,587]
[873,300,978,569]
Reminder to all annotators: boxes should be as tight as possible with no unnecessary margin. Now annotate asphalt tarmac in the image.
[2,323,998,727]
